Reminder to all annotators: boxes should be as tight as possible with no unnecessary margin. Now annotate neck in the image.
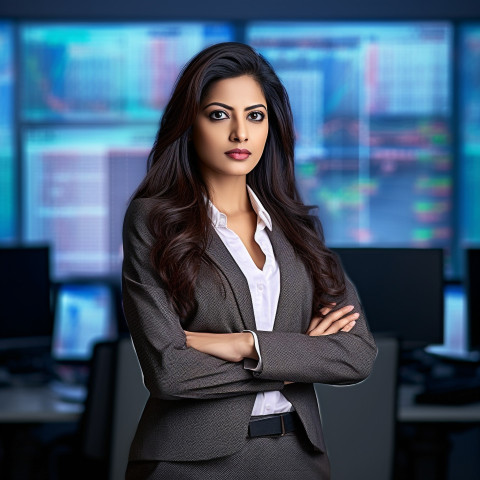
[207,176,251,216]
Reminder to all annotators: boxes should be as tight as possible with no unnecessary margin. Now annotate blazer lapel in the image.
[267,225,302,332]
[205,229,257,331]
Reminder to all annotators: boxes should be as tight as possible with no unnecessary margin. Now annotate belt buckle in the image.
[280,414,286,436]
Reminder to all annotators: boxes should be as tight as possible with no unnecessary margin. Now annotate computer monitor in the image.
[466,248,480,351]
[460,26,480,245]
[21,23,235,122]
[51,281,118,362]
[20,22,235,279]
[332,247,444,347]
[442,282,467,352]
[22,126,156,278]
[247,23,453,256]
[0,246,52,350]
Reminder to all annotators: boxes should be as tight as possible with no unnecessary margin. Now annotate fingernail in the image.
[347,305,354,311]
[353,313,359,318]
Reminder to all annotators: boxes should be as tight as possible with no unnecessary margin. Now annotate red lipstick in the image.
[225,148,251,160]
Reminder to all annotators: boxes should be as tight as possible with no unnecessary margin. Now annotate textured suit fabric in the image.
[121,197,377,463]
[125,429,330,480]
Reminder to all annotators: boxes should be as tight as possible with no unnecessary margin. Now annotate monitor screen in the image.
[18,22,235,278]
[443,282,467,352]
[466,248,480,351]
[0,22,15,241]
[247,23,453,257]
[332,247,444,346]
[0,246,52,350]
[51,282,117,362]
[22,126,157,277]
[20,22,234,121]
[460,25,480,245]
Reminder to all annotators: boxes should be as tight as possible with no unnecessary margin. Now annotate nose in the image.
[229,119,248,143]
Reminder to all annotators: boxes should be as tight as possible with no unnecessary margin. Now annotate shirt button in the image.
[218,217,226,227]
[258,284,264,291]
[266,404,271,411]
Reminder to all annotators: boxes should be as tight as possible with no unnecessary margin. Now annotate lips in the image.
[225,148,251,160]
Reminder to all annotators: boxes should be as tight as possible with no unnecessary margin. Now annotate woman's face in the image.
[192,75,269,183]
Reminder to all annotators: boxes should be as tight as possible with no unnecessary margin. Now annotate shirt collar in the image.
[246,186,273,231]
[207,186,273,231]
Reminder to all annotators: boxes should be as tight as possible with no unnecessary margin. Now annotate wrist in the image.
[240,332,259,360]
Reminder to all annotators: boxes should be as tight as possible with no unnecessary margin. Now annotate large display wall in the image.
[0,21,478,278]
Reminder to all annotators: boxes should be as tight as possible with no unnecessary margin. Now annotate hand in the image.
[184,331,259,363]
[306,303,359,337]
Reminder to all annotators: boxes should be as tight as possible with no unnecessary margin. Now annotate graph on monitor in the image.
[19,22,235,278]
[20,22,234,121]
[22,126,158,277]
[247,23,452,251]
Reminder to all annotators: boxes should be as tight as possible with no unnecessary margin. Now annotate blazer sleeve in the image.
[122,198,285,401]
[250,277,378,385]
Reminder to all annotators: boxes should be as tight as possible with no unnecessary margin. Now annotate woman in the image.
[122,42,377,480]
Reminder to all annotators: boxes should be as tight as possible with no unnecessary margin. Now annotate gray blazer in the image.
[122,197,377,462]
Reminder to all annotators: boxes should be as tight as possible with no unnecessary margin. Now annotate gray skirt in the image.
[125,426,330,480]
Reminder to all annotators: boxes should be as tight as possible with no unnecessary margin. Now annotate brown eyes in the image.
[209,111,228,120]
[248,111,265,122]
[208,110,265,122]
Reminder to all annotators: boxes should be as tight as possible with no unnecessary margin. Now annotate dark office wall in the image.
[1,0,480,19]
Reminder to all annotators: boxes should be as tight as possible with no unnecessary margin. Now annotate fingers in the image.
[307,303,336,333]
[307,305,359,336]
[307,303,344,334]
[340,319,356,333]
[319,303,336,316]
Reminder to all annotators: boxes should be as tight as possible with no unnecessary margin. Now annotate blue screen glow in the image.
[460,25,480,246]
[0,22,15,241]
[247,22,452,252]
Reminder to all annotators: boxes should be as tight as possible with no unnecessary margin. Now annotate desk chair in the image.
[315,337,399,480]
[48,340,117,479]
[49,337,148,480]
[109,337,149,480]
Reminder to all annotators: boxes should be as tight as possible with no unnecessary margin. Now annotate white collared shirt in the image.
[208,186,294,416]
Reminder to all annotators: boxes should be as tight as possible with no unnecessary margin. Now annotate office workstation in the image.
[1,248,479,479]
[1,2,480,479]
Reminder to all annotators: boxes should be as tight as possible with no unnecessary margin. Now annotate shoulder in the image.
[125,197,158,219]
[124,197,160,227]
[123,197,160,245]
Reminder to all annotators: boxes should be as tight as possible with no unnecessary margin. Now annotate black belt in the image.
[247,412,300,438]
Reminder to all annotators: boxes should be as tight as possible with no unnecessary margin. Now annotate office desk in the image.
[0,385,83,423]
[398,384,480,422]
[397,384,480,480]
[0,385,83,479]
[1,384,480,424]
[0,384,479,480]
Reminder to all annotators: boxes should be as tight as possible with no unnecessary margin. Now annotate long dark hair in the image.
[132,42,345,320]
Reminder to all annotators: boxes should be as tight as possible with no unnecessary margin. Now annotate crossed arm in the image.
[185,303,359,364]
[123,199,376,401]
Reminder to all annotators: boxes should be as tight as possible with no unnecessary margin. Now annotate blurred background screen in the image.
[460,26,480,246]
[0,22,14,242]
[17,22,235,278]
[0,21,478,343]
[248,23,452,256]
[51,282,117,362]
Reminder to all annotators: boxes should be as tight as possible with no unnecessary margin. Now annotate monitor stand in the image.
[425,344,480,363]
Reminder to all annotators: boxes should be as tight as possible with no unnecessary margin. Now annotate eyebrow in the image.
[203,102,267,112]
